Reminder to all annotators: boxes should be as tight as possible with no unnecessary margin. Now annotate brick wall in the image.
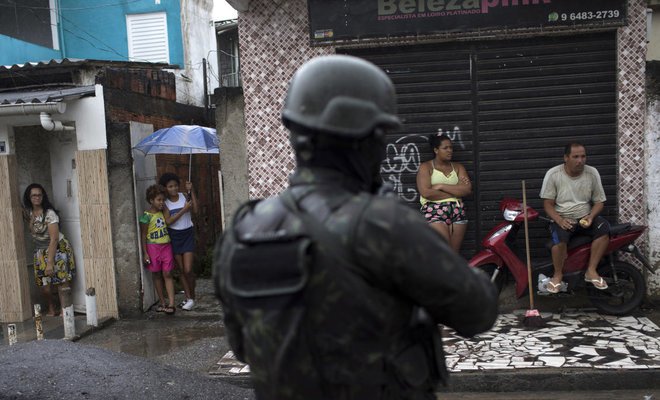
[99,68,176,101]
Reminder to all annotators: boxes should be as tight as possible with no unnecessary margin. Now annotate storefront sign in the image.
[308,0,627,43]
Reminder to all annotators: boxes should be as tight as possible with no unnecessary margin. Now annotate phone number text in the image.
[561,10,621,21]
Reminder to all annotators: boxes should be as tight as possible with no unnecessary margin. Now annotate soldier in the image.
[214,55,498,399]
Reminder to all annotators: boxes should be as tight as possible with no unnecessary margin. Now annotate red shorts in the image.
[145,243,175,273]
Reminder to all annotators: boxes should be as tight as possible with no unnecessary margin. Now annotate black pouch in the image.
[227,230,312,299]
[393,308,449,390]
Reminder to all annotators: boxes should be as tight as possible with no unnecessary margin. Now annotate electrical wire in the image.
[59,13,130,61]
[0,0,143,11]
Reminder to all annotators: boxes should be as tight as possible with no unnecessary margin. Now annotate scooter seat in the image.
[609,223,631,235]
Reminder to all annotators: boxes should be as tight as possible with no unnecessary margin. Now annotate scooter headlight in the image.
[503,208,521,221]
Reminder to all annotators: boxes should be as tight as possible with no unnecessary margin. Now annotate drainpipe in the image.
[40,112,74,131]
[0,102,66,116]
[0,102,74,131]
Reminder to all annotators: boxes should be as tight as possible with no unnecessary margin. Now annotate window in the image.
[126,12,169,63]
[0,0,55,48]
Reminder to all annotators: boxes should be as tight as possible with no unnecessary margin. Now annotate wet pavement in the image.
[2,278,660,397]
[0,340,254,400]
[75,279,230,374]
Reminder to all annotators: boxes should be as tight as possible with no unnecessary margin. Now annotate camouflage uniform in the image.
[215,167,498,399]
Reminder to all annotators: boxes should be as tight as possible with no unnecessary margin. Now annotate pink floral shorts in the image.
[421,201,468,225]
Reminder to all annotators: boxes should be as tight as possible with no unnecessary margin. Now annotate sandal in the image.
[155,304,166,313]
[585,276,608,290]
[164,306,175,315]
[547,281,563,294]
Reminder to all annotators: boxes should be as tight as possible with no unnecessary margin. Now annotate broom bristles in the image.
[523,309,546,328]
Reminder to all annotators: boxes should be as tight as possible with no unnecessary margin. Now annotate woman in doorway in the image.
[416,133,472,253]
[22,183,76,316]
[159,173,198,311]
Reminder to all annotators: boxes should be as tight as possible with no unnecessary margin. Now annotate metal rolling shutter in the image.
[342,31,618,259]
[341,42,479,254]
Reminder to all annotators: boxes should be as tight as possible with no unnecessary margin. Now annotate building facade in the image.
[0,0,218,107]
[227,0,657,293]
[0,60,213,322]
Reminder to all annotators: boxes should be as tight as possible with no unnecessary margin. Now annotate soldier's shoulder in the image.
[232,196,290,235]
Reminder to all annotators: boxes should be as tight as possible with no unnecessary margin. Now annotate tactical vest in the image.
[214,188,446,400]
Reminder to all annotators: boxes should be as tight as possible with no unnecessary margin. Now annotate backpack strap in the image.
[280,188,370,269]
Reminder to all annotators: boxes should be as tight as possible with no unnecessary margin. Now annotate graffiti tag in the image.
[381,135,422,202]
[438,126,465,150]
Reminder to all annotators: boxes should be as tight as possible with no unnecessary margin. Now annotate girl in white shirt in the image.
[160,173,198,310]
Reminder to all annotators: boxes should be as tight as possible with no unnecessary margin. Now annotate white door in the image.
[130,122,158,311]
[49,131,86,312]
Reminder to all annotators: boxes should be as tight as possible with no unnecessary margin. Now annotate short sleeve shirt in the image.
[29,209,63,249]
[539,164,606,219]
[139,211,170,244]
[165,193,193,230]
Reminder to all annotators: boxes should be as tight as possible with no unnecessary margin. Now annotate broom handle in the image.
[522,180,535,310]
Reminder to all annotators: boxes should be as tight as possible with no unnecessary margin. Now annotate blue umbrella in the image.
[133,125,219,181]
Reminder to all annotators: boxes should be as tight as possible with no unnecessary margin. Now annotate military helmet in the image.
[282,55,401,139]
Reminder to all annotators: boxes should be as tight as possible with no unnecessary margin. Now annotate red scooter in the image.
[469,198,655,315]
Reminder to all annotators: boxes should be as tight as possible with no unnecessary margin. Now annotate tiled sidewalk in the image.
[444,310,660,371]
[211,310,660,377]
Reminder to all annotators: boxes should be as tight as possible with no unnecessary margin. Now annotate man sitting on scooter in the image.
[539,142,610,293]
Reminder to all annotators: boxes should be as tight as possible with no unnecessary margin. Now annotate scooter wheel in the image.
[589,261,646,316]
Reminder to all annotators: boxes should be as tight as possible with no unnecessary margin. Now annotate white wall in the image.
[647,99,660,294]
[648,9,660,61]
[62,85,107,151]
[175,0,219,107]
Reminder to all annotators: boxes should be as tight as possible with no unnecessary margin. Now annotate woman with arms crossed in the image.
[416,133,472,253]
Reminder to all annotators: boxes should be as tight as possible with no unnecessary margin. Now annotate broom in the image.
[521,180,545,328]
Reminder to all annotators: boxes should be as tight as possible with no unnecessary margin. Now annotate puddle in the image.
[78,320,225,359]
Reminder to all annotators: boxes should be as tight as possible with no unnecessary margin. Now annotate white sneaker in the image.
[182,299,195,311]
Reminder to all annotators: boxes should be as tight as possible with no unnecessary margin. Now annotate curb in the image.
[446,368,660,392]
[212,368,660,393]
[67,317,116,342]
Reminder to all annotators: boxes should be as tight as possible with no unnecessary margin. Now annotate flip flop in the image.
[546,281,563,294]
[585,276,608,290]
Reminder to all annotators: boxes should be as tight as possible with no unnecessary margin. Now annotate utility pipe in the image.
[0,102,66,116]
[60,285,75,339]
[7,324,17,345]
[40,112,74,131]
[34,304,44,340]
[85,287,98,327]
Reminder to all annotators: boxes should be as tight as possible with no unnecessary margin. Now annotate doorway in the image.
[15,126,86,313]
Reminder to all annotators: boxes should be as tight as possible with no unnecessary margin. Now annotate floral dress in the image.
[29,209,75,287]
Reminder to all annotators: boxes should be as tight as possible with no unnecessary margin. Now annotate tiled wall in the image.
[238,0,332,199]
[647,99,660,292]
[616,0,647,227]
[238,0,650,289]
